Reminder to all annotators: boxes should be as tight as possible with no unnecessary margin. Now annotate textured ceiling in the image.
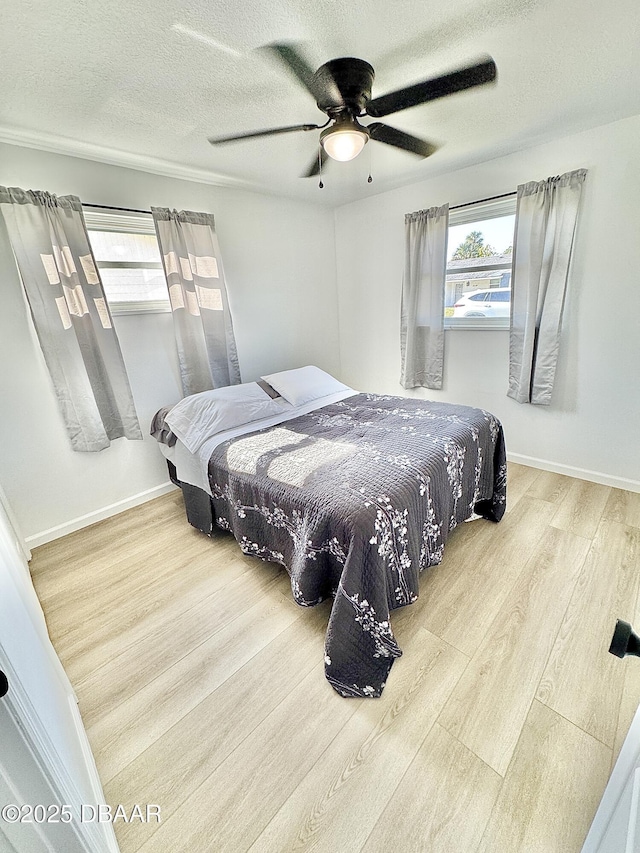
[2,0,640,206]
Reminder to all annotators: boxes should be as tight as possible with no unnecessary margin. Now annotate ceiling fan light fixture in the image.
[320,120,369,162]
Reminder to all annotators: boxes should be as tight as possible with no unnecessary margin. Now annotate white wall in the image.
[334,114,640,490]
[0,143,340,542]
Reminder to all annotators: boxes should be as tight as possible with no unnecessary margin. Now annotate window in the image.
[445,196,516,329]
[488,290,510,301]
[84,208,169,314]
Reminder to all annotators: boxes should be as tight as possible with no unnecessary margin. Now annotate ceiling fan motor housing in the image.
[313,58,375,116]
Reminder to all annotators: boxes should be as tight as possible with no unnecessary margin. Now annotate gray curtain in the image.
[400,204,449,390]
[151,208,240,396]
[508,168,587,405]
[0,188,142,452]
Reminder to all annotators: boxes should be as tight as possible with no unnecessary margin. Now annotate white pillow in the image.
[260,366,350,407]
[165,382,291,453]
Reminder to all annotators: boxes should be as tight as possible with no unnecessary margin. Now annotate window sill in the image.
[110,301,171,316]
[445,318,510,331]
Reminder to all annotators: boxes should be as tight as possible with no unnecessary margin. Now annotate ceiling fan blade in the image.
[209,124,321,145]
[262,43,321,101]
[366,57,497,118]
[302,146,328,178]
[367,122,437,158]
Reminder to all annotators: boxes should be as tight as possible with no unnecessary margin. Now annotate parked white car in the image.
[452,287,511,318]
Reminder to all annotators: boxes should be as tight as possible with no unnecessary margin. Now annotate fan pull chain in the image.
[367,140,373,184]
[318,146,324,189]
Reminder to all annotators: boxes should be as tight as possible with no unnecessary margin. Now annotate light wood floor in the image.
[29,463,640,853]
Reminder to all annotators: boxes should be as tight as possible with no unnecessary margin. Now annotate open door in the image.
[0,489,118,853]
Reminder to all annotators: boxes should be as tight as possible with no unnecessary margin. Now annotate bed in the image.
[152,366,507,698]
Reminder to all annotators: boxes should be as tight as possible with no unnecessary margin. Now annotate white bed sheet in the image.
[160,388,357,495]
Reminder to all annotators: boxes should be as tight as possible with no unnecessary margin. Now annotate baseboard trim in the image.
[507,453,640,493]
[25,482,178,549]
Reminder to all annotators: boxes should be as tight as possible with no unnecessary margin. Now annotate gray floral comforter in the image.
[207,393,507,697]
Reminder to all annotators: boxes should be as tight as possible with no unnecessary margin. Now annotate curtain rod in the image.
[84,193,517,217]
[449,191,516,211]
[82,203,151,215]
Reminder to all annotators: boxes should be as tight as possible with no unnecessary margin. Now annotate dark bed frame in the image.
[167,460,216,536]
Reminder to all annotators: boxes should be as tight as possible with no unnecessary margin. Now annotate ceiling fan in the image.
[208,44,497,178]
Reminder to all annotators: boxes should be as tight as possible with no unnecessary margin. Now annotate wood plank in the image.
[361,724,502,853]
[506,461,541,512]
[105,602,332,853]
[477,701,611,853]
[526,469,573,504]
[63,556,282,685]
[416,496,557,656]
[135,663,358,853]
[53,543,250,668]
[32,523,182,606]
[29,491,184,583]
[40,526,239,629]
[75,563,287,727]
[438,525,589,775]
[246,628,468,853]
[536,520,640,746]
[604,488,640,530]
[551,478,611,539]
[87,592,302,783]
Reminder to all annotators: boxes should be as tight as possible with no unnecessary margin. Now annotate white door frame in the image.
[0,650,119,853]
[0,490,119,853]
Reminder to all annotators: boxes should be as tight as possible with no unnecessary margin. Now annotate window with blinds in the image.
[83,208,169,314]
